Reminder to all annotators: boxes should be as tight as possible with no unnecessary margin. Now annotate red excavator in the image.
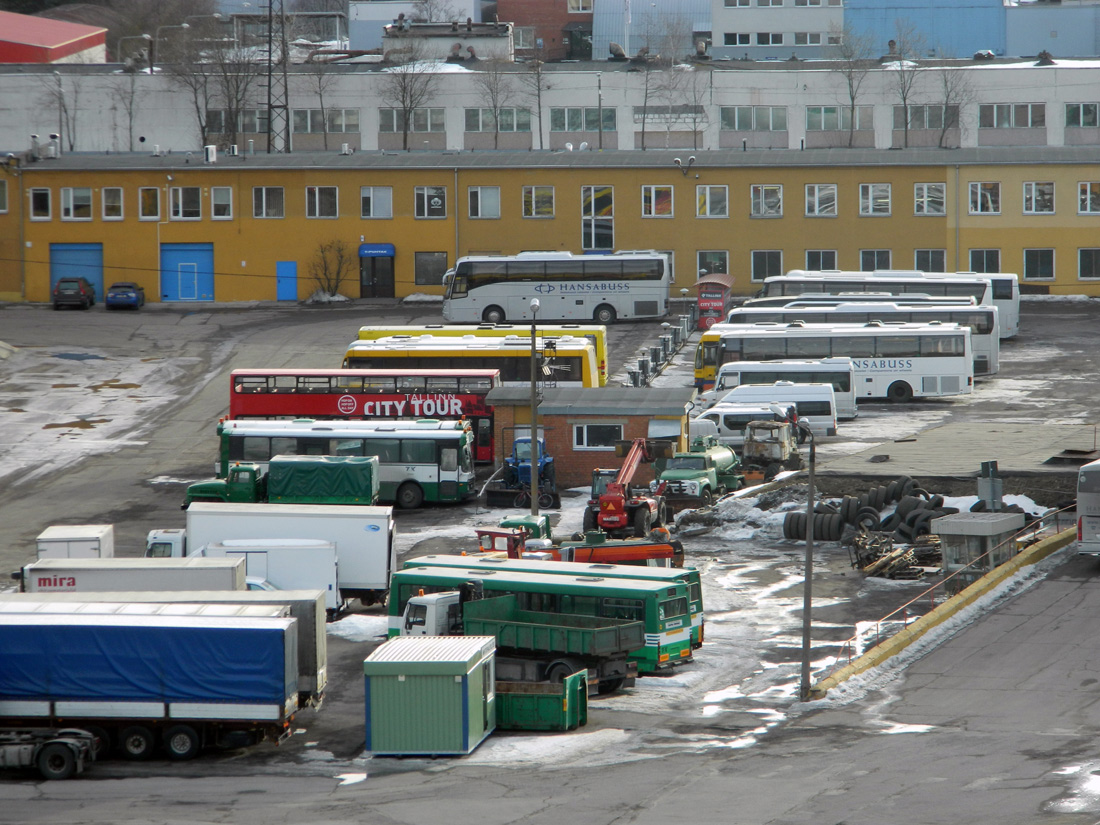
[583,439,674,539]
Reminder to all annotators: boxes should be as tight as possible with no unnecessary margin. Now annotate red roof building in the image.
[0,11,106,64]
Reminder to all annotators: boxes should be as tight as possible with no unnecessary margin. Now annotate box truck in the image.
[0,590,327,708]
[17,557,246,593]
[146,502,395,605]
[0,613,298,760]
[35,525,115,560]
[202,539,341,614]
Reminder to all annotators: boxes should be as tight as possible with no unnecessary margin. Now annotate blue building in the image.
[844,0,1006,58]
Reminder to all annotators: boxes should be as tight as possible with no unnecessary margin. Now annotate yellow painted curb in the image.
[807,526,1077,700]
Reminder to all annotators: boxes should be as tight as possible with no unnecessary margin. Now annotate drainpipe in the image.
[453,167,460,265]
[954,164,960,270]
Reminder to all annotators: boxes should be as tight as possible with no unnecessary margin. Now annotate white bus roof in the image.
[709,320,966,334]
[715,357,854,370]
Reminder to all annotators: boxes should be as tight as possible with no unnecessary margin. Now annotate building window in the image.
[756,32,783,45]
[794,32,822,46]
[306,186,338,219]
[239,108,270,134]
[807,106,871,131]
[915,249,946,272]
[860,183,891,216]
[415,251,449,285]
[567,0,592,11]
[60,187,92,221]
[253,186,284,219]
[642,185,673,218]
[361,186,393,219]
[698,250,729,276]
[514,27,535,49]
[914,183,946,216]
[806,250,836,270]
[1079,249,1100,279]
[379,108,445,133]
[805,184,836,217]
[1066,103,1099,128]
[415,186,447,219]
[138,187,159,220]
[0,179,7,213]
[1079,182,1100,214]
[1024,249,1054,280]
[969,182,1000,214]
[758,0,783,5]
[751,250,782,281]
[522,186,554,218]
[30,188,51,220]
[893,105,958,131]
[464,107,532,133]
[550,107,614,132]
[969,249,1000,273]
[170,186,201,220]
[697,185,728,217]
[581,185,614,250]
[573,423,623,450]
[1023,182,1055,215]
[796,0,826,4]
[469,186,501,219]
[726,0,751,5]
[723,33,750,46]
[292,108,360,133]
[751,184,782,217]
[212,187,232,219]
[861,249,891,270]
[979,103,1045,129]
[102,187,122,220]
[720,106,786,131]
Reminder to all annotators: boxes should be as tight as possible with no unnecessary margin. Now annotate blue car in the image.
[105,282,145,309]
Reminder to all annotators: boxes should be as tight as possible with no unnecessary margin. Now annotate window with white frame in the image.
[979,103,1045,129]
[0,179,7,213]
[720,106,786,131]
[751,184,782,217]
[138,187,159,220]
[573,422,622,450]
[514,27,535,49]
[751,250,782,281]
[239,108,270,134]
[415,185,447,219]
[827,31,842,44]
[698,250,728,276]
[550,107,614,132]
[567,0,592,11]
[915,249,946,272]
[306,186,338,218]
[805,184,836,217]
[914,183,946,215]
[1023,182,1054,214]
[969,182,1000,214]
[361,186,393,219]
[725,0,750,5]
[1081,249,1100,279]
[642,185,673,217]
[805,250,836,270]
[807,105,871,131]
[969,249,1000,273]
[212,187,232,219]
[861,249,891,270]
[1079,182,1100,214]
[468,186,500,219]
[464,108,532,133]
[522,185,554,218]
[292,109,360,133]
[757,32,783,45]
[724,33,750,46]
[253,186,284,219]
[170,186,201,220]
[60,187,92,220]
[1024,248,1054,280]
[794,33,822,46]
[860,183,891,216]
[893,105,958,131]
[102,187,122,220]
[758,0,783,5]
[697,185,728,217]
[379,108,445,133]
[30,188,50,220]
[1066,103,1099,128]
[581,185,614,250]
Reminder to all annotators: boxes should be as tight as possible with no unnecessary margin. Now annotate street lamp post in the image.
[152,23,190,73]
[597,72,603,150]
[529,298,540,518]
[116,33,152,64]
[798,419,816,701]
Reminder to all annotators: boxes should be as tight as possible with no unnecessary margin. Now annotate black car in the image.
[52,277,96,310]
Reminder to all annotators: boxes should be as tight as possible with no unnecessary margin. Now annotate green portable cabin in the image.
[363,635,496,756]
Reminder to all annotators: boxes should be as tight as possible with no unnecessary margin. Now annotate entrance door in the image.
[276,261,298,301]
[360,256,395,298]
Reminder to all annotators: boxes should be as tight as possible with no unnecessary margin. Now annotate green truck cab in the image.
[185,454,380,507]
[653,434,744,509]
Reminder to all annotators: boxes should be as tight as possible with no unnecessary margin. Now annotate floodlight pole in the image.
[799,421,816,701]
[530,298,540,518]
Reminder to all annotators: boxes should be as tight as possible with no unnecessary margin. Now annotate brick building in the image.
[485,387,696,489]
[497,0,593,61]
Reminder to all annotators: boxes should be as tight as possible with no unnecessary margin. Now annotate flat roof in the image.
[485,387,696,416]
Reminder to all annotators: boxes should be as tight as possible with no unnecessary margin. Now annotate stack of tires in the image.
[781,504,845,542]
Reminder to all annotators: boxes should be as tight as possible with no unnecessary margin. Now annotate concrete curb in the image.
[807,525,1077,700]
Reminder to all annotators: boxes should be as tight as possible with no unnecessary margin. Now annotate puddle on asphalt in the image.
[43,419,110,430]
[53,353,104,361]
[89,379,142,391]
[51,384,78,389]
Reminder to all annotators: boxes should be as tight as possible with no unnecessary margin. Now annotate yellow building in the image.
[2,147,1099,304]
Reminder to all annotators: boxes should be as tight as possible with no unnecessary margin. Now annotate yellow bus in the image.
[359,324,609,386]
[342,334,601,388]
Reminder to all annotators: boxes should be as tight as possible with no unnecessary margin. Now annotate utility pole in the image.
[529,298,540,518]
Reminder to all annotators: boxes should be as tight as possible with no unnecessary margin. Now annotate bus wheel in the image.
[482,305,505,324]
[395,482,424,510]
[887,381,914,402]
[593,304,616,324]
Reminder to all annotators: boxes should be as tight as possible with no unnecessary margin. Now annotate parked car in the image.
[51,277,95,310]
[104,282,145,309]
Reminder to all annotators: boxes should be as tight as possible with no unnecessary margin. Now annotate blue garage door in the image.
[276,261,298,301]
[50,244,104,301]
[160,243,214,301]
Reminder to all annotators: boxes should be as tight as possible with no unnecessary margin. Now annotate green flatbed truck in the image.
[185,455,380,507]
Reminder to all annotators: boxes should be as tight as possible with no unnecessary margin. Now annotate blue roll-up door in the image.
[50,243,104,301]
[160,243,214,301]
[276,261,298,301]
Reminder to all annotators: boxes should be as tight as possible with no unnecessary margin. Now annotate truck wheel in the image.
[633,508,651,538]
[700,490,713,507]
[655,501,668,527]
[582,508,598,533]
[545,660,580,682]
[395,482,424,510]
[84,725,111,758]
[119,725,155,760]
[37,743,76,780]
[164,724,200,761]
[764,463,781,481]
[597,677,624,695]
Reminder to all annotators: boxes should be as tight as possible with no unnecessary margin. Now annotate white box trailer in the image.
[202,539,341,614]
[147,502,396,605]
[0,590,327,707]
[18,557,246,594]
[35,525,115,559]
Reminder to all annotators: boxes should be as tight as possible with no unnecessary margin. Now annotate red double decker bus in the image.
[228,368,500,463]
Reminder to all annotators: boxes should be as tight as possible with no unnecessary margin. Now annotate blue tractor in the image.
[486,437,560,509]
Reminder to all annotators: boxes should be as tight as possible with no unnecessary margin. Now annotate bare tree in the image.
[311,239,356,297]
[379,41,441,151]
[40,71,84,151]
[827,23,876,148]
[886,20,928,149]
[412,0,460,23]
[934,58,974,148]
[680,66,712,150]
[109,72,144,151]
[650,17,695,149]
[300,59,339,150]
[471,59,516,149]
[517,47,553,150]
[107,0,219,60]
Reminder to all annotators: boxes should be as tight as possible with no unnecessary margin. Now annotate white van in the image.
[693,403,785,449]
[714,381,837,439]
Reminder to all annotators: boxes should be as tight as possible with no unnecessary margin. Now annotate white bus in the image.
[723,302,1000,377]
[1078,459,1100,556]
[441,250,672,324]
[699,321,973,402]
[698,358,858,420]
[713,382,838,439]
[763,270,1020,339]
[740,293,977,308]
